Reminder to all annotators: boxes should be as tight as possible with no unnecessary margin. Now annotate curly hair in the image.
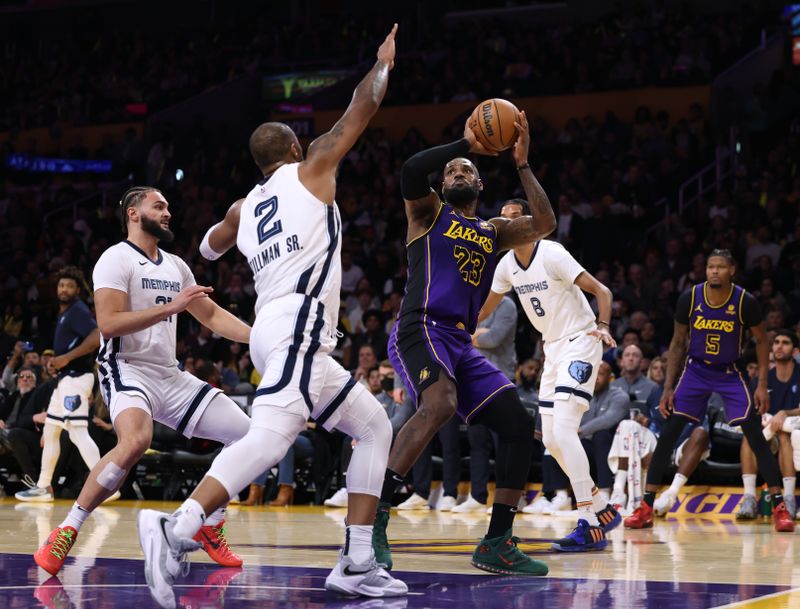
[57,265,88,292]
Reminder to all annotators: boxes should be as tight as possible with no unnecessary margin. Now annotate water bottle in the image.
[758,487,772,517]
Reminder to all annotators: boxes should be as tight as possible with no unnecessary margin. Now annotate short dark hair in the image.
[774,329,800,350]
[56,266,88,292]
[708,248,736,266]
[249,122,296,170]
[119,186,161,234]
[367,365,380,377]
[501,198,531,215]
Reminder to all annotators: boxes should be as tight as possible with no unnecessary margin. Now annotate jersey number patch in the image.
[155,296,173,323]
[453,245,486,287]
[529,297,545,317]
[705,333,720,355]
[255,196,283,244]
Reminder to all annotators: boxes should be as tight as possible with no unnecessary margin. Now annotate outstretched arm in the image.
[491,112,556,251]
[187,297,251,345]
[199,199,244,260]
[299,24,397,204]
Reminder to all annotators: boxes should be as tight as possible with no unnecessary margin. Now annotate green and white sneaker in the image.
[471,530,549,576]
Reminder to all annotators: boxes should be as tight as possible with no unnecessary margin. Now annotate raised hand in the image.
[464,117,498,156]
[512,110,530,166]
[377,23,398,70]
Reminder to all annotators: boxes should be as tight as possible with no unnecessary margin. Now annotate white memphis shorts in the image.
[97,359,220,438]
[539,328,603,412]
[47,372,95,429]
[250,293,367,432]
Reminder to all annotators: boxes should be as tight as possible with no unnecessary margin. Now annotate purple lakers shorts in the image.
[389,322,515,423]
[673,357,753,425]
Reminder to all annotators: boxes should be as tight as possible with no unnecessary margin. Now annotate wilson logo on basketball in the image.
[481,103,495,136]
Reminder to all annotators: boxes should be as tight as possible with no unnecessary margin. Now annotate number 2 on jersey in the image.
[255,196,283,244]
[155,296,173,323]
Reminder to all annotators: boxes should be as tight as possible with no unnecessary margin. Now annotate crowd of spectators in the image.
[0,3,778,130]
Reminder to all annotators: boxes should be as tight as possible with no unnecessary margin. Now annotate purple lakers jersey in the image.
[685,283,748,365]
[397,202,499,334]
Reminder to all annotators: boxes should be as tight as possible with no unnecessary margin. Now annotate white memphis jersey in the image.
[491,239,595,343]
[92,241,195,368]
[237,163,342,334]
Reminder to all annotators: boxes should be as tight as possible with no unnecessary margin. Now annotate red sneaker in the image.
[193,521,243,567]
[773,502,796,533]
[623,501,654,529]
[34,527,78,575]
[178,567,242,609]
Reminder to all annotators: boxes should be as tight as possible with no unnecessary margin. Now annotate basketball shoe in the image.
[33,576,70,609]
[623,501,654,529]
[551,520,607,552]
[34,526,78,575]
[653,491,677,517]
[772,501,795,533]
[325,551,408,597]
[372,502,393,570]
[193,521,243,567]
[596,504,621,533]
[736,495,758,520]
[471,530,549,575]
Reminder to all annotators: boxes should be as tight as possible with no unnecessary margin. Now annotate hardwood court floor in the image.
[1,498,799,608]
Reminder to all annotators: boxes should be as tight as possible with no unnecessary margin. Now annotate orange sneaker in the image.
[623,501,654,529]
[772,502,796,533]
[34,527,78,575]
[193,521,243,567]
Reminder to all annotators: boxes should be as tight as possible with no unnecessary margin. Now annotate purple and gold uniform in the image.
[673,282,762,424]
[389,202,515,422]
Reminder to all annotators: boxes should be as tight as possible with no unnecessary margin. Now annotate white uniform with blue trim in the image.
[237,163,365,430]
[491,239,601,409]
[92,241,221,436]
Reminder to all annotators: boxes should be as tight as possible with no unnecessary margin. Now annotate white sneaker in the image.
[610,492,626,508]
[653,491,677,517]
[325,488,349,507]
[325,552,408,597]
[451,495,487,513]
[598,490,610,505]
[544,493,572,513]
[396,493,430,510]
[436,495,457,511]
[137,510,201,609]
[15,486,54,502]
[522,495,551,514]
[102,491,121,504]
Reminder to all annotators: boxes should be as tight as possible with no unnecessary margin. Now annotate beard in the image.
[442,182,480,207]
[141,215,174,243]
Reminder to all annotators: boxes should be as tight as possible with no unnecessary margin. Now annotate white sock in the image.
[556,489,569,501]
[204,507,226,527]
[345,524,373,565]
[742,474,757,497]
[783,477,795,499]
[60,502,91,532]
[667,473,688,496]
[613,470,627,495]
[591,486,606,512]
[172,498,206,540]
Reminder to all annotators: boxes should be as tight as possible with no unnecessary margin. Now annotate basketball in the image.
[469,98,520,152]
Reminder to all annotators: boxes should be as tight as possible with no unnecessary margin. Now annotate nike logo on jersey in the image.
[512,270,520,275]
[139,261,147,266]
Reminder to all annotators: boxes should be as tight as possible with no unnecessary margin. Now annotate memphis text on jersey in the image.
[443,220,494,253]
[247,234,302,275]
[141,278,181,292]
[515,281,549,295]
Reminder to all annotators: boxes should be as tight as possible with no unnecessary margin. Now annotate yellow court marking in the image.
[712,588,800,609]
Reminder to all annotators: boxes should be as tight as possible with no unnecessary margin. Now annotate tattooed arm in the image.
[491,111,556,250]
[298,24,397,204]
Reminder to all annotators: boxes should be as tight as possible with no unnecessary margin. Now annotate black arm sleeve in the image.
[673,289,693,324]
[400,138,471,201]
[740,292,763,327]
